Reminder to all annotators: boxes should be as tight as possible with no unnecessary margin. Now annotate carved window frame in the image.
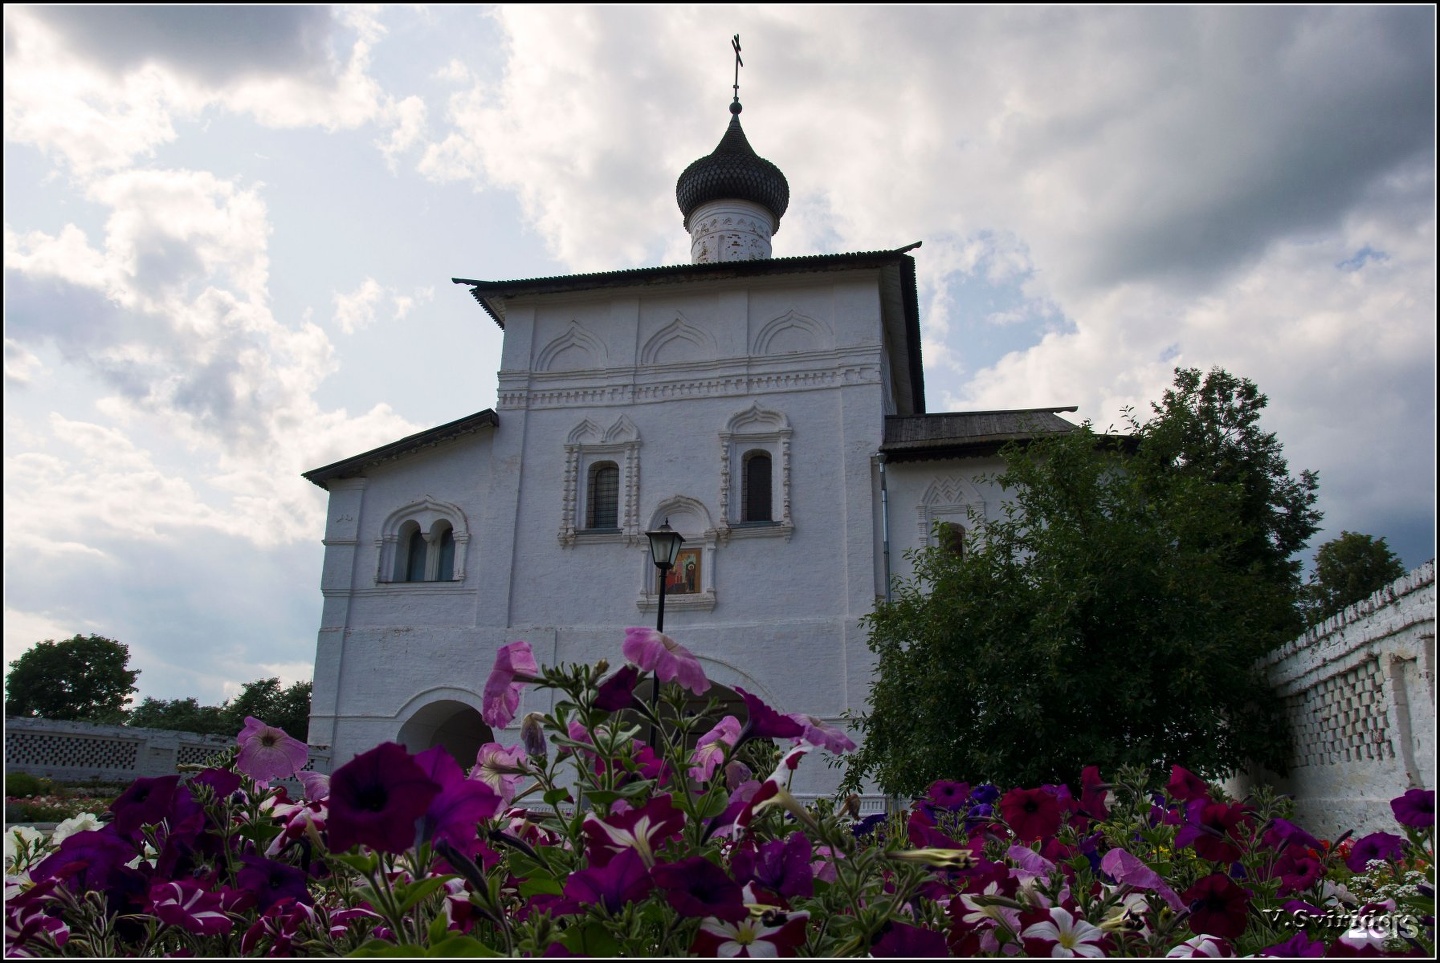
[561,417,641,546]
[377,498,470,584]
[718,404,793,542]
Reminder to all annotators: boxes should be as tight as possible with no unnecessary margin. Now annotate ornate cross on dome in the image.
[732,35,743,105]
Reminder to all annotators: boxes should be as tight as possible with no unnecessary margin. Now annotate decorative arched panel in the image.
[535,322,608,372]
[376,497,471,582]
[641,313,716,366]
[754,309,833,356]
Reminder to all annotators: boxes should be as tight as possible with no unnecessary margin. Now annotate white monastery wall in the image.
[1231,562,1436,838]
[881,456,1012,586]
[310,268,931,798]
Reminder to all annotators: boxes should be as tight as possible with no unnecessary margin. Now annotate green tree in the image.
[843,368,1316,795]
[1303,531,1406,624]
[127,696,230,735]
[5,634,140,723]
[220,678,313,740]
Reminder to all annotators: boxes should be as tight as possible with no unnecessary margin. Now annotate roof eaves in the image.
[302,409,499,489]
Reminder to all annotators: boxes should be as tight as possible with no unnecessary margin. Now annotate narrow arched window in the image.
[436,526,456,581]
[742,451,772,522]
[939,521,966,558]
[405,528,428,582]
[587,462,619,529]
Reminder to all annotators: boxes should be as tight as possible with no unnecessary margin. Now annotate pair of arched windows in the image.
[396,521,456,582]
[582,453,772,530]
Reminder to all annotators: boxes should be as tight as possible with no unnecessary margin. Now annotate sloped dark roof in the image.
[453,244,927,415]
[882,407,1080,461]
[675,101,789,228]
[302,409,498,489]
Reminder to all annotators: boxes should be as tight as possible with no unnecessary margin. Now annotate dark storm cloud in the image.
[1070,6,1435,290]
[27,5,337,86]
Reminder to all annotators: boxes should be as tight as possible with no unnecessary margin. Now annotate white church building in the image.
[302,92,1078,796]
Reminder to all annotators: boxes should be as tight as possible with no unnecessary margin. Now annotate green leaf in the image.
[332,851,382,874]
[395,874,452,915]
[518,874,564,898]
[559,921,623,957]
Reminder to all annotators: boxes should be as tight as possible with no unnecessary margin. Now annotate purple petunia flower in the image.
[1100,847,1185,911]
[1176,800,1249,863]
[1262,817,1321,854]
[925,780,970,812]
[414,746,502,848]
[558,846,653,915]
[1272,849,1324,896]
[622,627,710,695]
[594,664,642,712]
[482,640,539,727]
[236,716,310,782]
[236,854,313,912]
[327,742,441,853]
[650,855,747,922]
[731,832,814,901]
[108,774,183,839]
[1391,788,1435,830]
[1345,831,1406,872]
[870,920,949,957]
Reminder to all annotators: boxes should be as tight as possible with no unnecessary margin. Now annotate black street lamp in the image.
[645,520,686,633]
[644,520,685,749]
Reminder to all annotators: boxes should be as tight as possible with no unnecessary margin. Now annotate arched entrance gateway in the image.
[397,699,493,769]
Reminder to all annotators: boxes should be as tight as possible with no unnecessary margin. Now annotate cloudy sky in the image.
[4,5,1435,709]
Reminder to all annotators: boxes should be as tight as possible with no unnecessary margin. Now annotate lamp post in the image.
[645,520,685,633]
[644,520,685,748]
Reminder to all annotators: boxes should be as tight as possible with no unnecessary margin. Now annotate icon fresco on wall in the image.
[661,548,702,595]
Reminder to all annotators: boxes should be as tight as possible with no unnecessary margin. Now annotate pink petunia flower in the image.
[1000,787,1063,842]
[472,742,529,807]
[482,641,539,728]
[622,627,710,695]
[236,717,309,783]
[733,745,814,836]
[787,714,857,754]
[689,716,742,782]
[1166,934,1235,957]
[1100,847,1184,911]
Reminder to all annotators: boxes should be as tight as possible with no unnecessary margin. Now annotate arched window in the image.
[404,527,428,582]
[938,521,966,558]
[741,451,772,522]
[436,523,456,581]
[587,461,620,529]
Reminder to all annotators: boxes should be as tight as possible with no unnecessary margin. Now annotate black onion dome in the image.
[676,101,789,228]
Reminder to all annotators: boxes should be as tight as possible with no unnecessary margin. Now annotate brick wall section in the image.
[1232,562,1435,839]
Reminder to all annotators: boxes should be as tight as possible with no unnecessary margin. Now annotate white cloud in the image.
[332,277,385,334]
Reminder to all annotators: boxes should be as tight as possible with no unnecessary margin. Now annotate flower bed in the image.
[5,629,1434,957]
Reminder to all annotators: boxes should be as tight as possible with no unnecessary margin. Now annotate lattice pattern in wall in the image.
[4,731,141,771]
[176,744,229,767]
[1287,658,1392,768]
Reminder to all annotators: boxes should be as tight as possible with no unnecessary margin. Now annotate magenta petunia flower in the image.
[1019,905,1109,958]
[236,854,313,912]
[1261,817,1320,854]
[1167,766,1211,804]
[108,774,183,839]
[1272,849,1323,896]
[1166,934,1236,957]
[734,687,804,740]
[581,793,686,868]
[1176,800,1250,863]
[650,855,747,922]
[1100,847,1185,911]
[1079,766,1110,820]
[1183,873,1250,940]
[1344,831,1406,872]
[999,786,1062,842]
[149,879,234,936]
[691,909,810,957]
[482,640,539,727]
[731,831,814,901]
[327,742,441,853]
[1259,933,1325,957]
[689,715,742,782]
[1391,787,1434,829]
[622,627,709,695]
[236,716,309,782]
